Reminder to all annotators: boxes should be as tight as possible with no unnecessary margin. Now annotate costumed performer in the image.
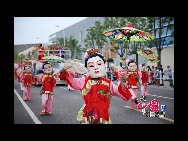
[22,65,34,100]
[138,63,153,99]
[125,59,140,109]
[40,62,56,115]
[17,68,24,91]
[59,48,132,124]
[38,44,45,62]
[111,64,124,86]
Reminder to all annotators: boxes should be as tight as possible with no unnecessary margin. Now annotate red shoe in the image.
[45,112,50,115]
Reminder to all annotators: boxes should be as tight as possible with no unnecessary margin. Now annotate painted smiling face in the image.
[87,56,107,78]
[43,64,53,74]
[128,62,137,72]
[24,66,31,73]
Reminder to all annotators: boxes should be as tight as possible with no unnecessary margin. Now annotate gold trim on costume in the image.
[45,91,53,94]
[42,74,53,82]
[81,79,110,97]
[81,80,97,97]
[131,85,138,88]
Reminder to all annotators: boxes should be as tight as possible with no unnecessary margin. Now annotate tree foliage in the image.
[146,17,174,66]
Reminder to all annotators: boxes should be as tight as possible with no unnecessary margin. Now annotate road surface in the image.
[14,79,174,124]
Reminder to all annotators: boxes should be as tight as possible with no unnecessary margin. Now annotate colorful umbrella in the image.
[102,24,156,66]
[102,24,155,42]
[144,58,159,63]
[118,57,126,63]
[137,49,159,63]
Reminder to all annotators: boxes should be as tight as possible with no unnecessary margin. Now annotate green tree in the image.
[94,21,106,53]
[27,51,32,59]
[18,54,25,64]
[56,36,84,60]
[84,26,96,49]
[57,37,68,47]
[84,21,106,53]
[66,35,82,60]
[146,17,174,66]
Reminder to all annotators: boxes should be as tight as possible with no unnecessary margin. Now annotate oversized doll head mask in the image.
[85,49,107,78]
[127,59,137,72]
[24,65,31,73]
[43,62,53,74]
[139,63,146,72]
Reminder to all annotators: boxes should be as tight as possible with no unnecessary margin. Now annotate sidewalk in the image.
[148,81,174,91]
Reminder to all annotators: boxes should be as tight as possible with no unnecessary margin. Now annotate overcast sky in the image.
[14,17,87,45]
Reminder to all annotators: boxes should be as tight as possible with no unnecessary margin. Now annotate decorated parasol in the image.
[118,57,127,63]
[137,49,159,63]
[102,24,156,66]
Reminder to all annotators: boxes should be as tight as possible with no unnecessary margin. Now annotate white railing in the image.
[37,50,71,62]
[150,70,174,86]
[38,50,71,57]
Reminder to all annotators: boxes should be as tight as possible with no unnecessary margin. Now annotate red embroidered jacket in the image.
[22,72,34,86]
[41,73,56,95]
[126,70,139,89]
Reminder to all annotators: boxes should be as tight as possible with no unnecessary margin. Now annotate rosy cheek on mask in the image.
[96,60,104,68]
[87,62,95,72]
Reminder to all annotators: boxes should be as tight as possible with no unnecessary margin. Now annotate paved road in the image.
[14,79,174,124]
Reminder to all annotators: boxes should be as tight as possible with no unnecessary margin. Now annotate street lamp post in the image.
[55,25,65,46]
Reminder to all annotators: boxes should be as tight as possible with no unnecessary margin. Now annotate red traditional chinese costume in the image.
[38,45,45,62]
[139,71,153,97]
[40,71,56,115]
[22,72,34,100]
[126,70,139,89]
[64,71,132,124]
[125,59,141,108]
[41,73,56,95]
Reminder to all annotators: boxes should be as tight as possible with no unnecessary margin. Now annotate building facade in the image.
[48,17,174,70]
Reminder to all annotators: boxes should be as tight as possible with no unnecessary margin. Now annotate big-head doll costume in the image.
[138,63,153,99]
[60,48,132,124]
[40,62,56,115]
[22,65,34,100]
[125,59,140,109]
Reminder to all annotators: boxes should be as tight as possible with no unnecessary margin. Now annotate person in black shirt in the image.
[158,65,164,85]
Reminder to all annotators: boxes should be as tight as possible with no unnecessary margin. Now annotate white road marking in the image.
[137,92,174,100]
[14,89,42,124]
[147,94,174,100]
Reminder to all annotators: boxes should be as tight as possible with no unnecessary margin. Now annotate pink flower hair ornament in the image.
[84,52,89,60]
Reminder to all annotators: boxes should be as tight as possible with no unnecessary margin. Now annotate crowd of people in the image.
[108,64,173,88]
[147,65,173,87]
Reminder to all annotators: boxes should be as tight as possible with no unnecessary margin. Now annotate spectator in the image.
[150,66,155,84]
[158,65,164,85]
[164,65,173,87]
[153,67,159,85]
[147,66,151,72]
